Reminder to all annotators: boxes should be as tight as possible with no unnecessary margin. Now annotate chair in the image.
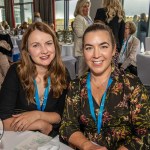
[136,53,150,86]
[145,37,150,51]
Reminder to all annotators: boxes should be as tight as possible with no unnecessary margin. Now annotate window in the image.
[55,0,76,31]
[69,0,76,30]
[55,0,64,31]
[14,0,33,25]
[0,0,5,22]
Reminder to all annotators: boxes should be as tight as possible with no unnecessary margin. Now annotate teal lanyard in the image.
[86,72,113,134]
[121,35,131,56]
[34,77,51,111]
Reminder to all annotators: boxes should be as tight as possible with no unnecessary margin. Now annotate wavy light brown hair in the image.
[17,22,67,104]
[103,0,125,23]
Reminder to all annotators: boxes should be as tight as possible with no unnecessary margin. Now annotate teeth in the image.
[93,61,102,64]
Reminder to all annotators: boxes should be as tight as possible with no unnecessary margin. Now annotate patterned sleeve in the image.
[60,79,82,142]
[124,78,150,149]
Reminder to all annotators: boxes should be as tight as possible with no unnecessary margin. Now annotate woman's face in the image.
[82,3,90,16]
[83,30,116,76]
[28,29,55,69]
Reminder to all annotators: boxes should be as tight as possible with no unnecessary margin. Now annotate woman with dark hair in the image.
[60,23,150,150]
[0,22,70,137]
[137,13,148,48]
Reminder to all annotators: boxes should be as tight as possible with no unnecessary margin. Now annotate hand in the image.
[117,146,128,150]
[38,120,53,135]
[11,111,41,131]
[82,141,107,150]
[0,40,11,50]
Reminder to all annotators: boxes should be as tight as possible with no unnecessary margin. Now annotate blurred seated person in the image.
[119,21,140,76]
[2,20,10,31]
[50,23,55,31]
[20,21,29,34]
[0,22,4,31]
[34,12,42,22]
[0,39,10,89]
[0,22,70,137]
[60,23,150,150]
[0,33,13,57]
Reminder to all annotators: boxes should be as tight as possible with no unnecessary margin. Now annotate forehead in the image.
[84,30,111,44]
[28,29,52,42]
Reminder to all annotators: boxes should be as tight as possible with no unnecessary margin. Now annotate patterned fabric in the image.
[60,66,150,150]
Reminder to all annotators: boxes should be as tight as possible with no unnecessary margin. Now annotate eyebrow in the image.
[30,40,53,45]
[84,42,110,47]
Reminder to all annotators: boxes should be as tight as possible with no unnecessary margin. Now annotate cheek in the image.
[28,49,39,58]
[84,51,92,61]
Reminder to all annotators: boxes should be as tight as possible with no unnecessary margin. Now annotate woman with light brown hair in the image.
[0,22,70,137]
[94,0,125,52]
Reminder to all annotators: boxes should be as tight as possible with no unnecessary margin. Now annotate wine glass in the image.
[0,118,4,143]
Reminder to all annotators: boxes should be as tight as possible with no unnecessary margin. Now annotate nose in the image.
[93,47,101,58]
[41,44,48,54]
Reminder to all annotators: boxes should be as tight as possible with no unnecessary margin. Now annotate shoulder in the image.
[75,15,84,20]
[96,8,106,13]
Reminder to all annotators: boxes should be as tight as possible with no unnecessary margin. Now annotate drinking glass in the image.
[0,118,4,143]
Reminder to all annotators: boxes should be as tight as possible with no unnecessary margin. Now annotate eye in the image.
[46,41,53,45]
[85,46,93,51]
[101,45,108,49]
[32,43,39,48]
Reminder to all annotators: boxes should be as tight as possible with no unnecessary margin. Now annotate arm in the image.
[73,15,87,38]
[60,80,107,150]
[124,79,150,149]
[121,37,140,69]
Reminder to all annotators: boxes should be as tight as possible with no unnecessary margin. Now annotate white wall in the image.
[90,0,102,20]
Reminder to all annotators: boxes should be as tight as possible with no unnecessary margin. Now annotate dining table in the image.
[0,131,73,150]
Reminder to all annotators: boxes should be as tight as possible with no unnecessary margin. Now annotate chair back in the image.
[137,53,150,86]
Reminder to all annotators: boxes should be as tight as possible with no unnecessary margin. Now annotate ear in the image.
[112,44,116,56]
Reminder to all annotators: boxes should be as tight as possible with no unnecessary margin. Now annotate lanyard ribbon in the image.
[121,35,131,56]
[34,77,51,111]
[86,72,113,134]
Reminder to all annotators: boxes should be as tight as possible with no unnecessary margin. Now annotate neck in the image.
[91,67,112,88]
[35,65,48,82]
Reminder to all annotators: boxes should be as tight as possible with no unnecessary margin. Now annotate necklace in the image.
[91,77,109,89]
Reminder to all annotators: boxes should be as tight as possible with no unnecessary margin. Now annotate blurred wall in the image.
[90,0,103,20]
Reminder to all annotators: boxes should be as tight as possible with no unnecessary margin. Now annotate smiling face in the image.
[83,30,116,76]
[28,29,55,70]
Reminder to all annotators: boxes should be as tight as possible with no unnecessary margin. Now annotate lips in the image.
[93,60,103,64]
[40,55,49,60]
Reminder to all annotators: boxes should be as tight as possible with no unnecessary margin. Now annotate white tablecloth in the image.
[0,131,73,150]
[62,56,77,80]
[60,43,74,57]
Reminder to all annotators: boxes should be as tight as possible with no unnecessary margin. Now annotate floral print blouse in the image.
[60,67,150,150]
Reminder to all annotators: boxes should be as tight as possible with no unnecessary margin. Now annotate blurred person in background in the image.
[73,0,93,77]
[34,12,42,22]
[119,21,140,76]
[94,0,125,53]
[2,20,10,31]
[137,13,148,48]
